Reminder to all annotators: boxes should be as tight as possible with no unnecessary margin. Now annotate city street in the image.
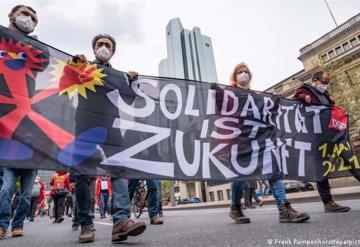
[1,199,360,247]
[1,1,360,247]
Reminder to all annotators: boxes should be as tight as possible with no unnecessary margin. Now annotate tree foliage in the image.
[161,180,171,200]
[325,59,360,138]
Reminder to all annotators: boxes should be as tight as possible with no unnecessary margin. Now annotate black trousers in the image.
[53,194,66,219]
[318,148,360,204]
[27,196,39,219]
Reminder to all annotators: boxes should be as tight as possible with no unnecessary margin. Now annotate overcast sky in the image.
[1,0,360,90]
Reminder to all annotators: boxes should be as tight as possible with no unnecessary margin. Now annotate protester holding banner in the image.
[50,171,70,223]
[227,63,254,223]
[227,63,310,224]
[71,34,146,243]
[294,70,360,213]
[0,5,42,239]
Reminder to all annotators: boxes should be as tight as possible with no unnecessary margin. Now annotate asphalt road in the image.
[1,199,360,247]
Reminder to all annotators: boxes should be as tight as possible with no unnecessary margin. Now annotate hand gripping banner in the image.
[0,26,359,181]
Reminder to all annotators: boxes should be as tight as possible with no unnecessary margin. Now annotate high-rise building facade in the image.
[159,18,218,83]
[159,18,219,203]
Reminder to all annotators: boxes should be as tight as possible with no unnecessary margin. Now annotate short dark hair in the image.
[312,70,328,81]
[11,5,37,15]
[92,34,116,52]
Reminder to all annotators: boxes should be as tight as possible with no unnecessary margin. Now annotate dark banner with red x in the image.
[0,26,359,181]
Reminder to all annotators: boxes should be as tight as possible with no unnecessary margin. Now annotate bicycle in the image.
[131,180,149,219]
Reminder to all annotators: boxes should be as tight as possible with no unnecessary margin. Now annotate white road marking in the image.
[94,221,112,226]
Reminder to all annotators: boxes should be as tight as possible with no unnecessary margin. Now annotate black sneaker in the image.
[57,217,64,223]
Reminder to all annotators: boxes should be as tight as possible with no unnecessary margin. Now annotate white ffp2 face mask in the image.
[95,45,112,62]
[15,15,35,33]
[236,72,250,86]
[317,83,328,93]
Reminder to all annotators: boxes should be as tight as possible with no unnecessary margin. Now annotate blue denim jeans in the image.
[0,167,3,190]
[231,180,245,206]
[74,176,94,227]
[157,180,163,214]
[112,178,131,226]
[0,168,37,231]
[269,179,288,207]
[231,179,288,208]
[72,192,79,227]
[128,179,159,218]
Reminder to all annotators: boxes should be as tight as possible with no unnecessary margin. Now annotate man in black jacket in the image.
[71,34,146,244]
[0,5,48,239]
[294,70,360,213]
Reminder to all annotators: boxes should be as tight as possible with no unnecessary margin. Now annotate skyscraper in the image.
[159,18,218,83]
[159,18,219,203]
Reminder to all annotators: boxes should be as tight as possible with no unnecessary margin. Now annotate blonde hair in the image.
[230,62,252,89]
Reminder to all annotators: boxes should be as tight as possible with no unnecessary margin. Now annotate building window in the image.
[217,190,224,201]
[328,50,336,59]
[174,186,180,193]
[209,192,215,202]
[343,42,351,51]
[167,32,170,36]
[350,38,359,47]
[335,46,343,55]
[321,53,329,62]
[226,189,231,200]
